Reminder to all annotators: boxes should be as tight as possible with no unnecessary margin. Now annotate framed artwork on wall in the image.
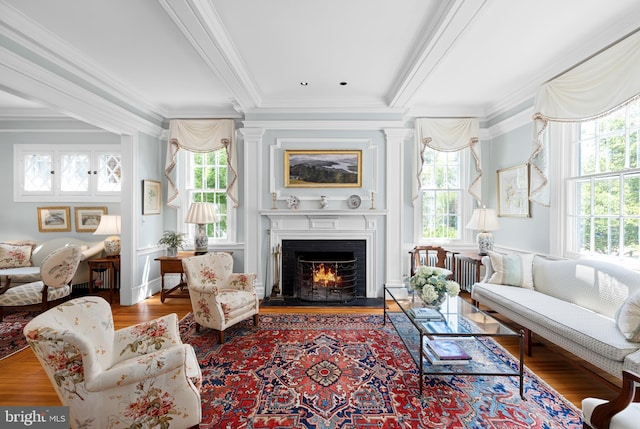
[37,206,71,232]
[75,207,107,232]
[142,180,161,215]
[284,150,362,188]
[497,164,530,217]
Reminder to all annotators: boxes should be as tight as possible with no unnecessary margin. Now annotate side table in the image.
[87,256,120,304]
[155,252,195,303]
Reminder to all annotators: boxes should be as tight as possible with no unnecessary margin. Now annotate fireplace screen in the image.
[296,257,357,302]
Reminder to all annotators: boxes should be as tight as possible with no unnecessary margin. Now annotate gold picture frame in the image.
[75,207,108,232]
[497,164,530,217]
[142,180,162,215]
[284,150,362,188]
[37,206,71,232]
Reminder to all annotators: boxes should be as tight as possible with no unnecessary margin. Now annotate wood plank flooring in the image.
[0,291,621,410]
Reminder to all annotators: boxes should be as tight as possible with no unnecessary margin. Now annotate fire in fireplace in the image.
[280,239,367,301]
[297,257,357,302]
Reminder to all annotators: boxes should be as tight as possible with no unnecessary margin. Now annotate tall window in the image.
[419,147,464,240]
[184,149,228,240]
[565,98,640,262]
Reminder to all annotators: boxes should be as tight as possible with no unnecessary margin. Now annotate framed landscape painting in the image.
[75,207,107,232]
[37,206,71,232]
[497,164,530,217]
[284,150,362,188]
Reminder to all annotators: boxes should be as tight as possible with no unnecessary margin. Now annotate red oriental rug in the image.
[0,311,38,360]
[179,313,582,428]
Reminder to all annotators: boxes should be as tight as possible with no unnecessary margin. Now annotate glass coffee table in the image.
[383,286,524,398]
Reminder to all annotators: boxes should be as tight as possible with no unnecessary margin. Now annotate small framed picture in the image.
[75,207,108,232]
[497,164,530,217]
[142,180,162,215]
[37,206,71,232]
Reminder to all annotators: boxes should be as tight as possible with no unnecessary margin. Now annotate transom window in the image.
[184,149,228,240]
[418,147,464,240]
[565,98,640,262]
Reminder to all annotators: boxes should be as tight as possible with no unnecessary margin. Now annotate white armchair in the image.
[24,296,202,429]
[182,252,258,343]
[582,370,640,429]
[0,245,81,321]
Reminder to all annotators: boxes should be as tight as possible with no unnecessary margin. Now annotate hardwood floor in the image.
[0,291,621,410]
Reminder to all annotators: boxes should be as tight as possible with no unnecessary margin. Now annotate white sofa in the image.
[471,253,640,380]
[3,238,104,288]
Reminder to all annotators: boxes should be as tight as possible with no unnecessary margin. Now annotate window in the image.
[15,144,121,202]
[565,98,640,263]
[417,147,467,241]
[182,148,230,241]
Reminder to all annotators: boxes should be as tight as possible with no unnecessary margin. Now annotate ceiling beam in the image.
[388,0,487,110]
[160,0,262,111]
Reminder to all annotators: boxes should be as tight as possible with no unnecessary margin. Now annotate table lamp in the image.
[185,202,217,255]
[93,214,121,257]
[465,208,500,255]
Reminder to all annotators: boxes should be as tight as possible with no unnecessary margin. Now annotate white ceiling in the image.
[1,0,639,125]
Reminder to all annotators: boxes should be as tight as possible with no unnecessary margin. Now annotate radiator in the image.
[456,257,483,292]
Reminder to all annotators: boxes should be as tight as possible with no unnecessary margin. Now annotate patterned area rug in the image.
[179,313,582,428]
[0,311,38,360]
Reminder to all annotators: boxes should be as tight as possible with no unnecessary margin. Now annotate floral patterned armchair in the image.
[182,252,258,343]
[0,245,81,321]
[23,296,202,429]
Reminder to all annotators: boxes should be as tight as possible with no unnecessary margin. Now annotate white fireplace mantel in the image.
[261,209,387,298]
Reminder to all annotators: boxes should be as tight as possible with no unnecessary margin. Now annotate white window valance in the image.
[529,29,640,207]
[164,119,238,208]
[415,117,482,203]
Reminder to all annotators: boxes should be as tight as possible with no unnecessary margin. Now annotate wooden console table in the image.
[87,256,120,304]
[154,251,195,303]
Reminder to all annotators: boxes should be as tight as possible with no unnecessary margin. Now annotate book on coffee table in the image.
[422,341,471,365]
[410,307,443,320]
[426,339,472,361]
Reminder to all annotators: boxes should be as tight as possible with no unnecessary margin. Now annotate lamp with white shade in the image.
[185,202,217,255]
[93,215,121,257]
[465,208,500,255]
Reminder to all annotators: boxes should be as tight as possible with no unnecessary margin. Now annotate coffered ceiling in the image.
[1,0,639,129]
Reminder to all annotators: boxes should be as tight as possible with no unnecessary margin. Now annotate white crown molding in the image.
[242,120,406,131]
[486,107,533,139]
[159,0,261,110]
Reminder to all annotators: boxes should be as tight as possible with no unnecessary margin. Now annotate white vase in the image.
[167,247,178,257]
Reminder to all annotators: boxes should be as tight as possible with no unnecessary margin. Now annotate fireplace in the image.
[281,239,366,300]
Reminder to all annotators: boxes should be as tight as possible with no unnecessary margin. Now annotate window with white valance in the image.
[165,119,238,208]
[414,118,480,242]
[529,29,640,207]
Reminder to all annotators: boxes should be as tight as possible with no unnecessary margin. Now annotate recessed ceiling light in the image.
[300,82,308,86]
[339,82,348,86]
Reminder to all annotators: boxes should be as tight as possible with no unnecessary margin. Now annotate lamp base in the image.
[104,236,121,257]
[194,224,208,255]
[477,231,494,256]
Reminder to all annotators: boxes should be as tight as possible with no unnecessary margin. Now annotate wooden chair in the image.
[410,245,447,276]
[582,370,640,429]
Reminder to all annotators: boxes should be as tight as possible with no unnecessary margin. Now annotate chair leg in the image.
[218,330,224,344]
[253,314,259,326]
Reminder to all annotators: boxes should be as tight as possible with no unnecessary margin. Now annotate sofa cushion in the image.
[617,291,640,342]
[487,252,534,289]
[473,282,638,362]
[0,243,33,268]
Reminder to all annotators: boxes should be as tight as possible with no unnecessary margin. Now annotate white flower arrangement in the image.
[409,266,460,307]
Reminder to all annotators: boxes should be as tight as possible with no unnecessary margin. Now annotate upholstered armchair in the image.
[182,252,258,343]
[0,245,81,321]
[23,296,202,429]
[582,370,640,429]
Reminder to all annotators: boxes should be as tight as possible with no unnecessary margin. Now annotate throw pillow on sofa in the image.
[616,291,640,342]
[0,243,34,268]
[487,251,535,289]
